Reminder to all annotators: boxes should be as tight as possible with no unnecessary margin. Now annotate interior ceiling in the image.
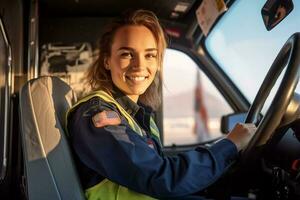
[39,0,204,47]
[40,0,200,23]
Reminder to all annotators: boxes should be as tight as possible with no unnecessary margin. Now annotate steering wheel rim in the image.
[243,32,300,158]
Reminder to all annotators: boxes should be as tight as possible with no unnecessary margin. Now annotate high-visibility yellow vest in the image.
[67,90,160,200]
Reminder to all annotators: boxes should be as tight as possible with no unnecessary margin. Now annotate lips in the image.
[125,74,149,82]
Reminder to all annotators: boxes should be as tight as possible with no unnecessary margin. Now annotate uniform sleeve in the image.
[68,99,238,199]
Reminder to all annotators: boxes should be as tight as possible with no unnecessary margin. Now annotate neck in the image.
[126,94,139,103]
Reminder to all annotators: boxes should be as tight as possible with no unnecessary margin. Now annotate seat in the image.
[19,76,86,200]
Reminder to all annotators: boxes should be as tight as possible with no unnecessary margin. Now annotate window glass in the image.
[163,49,233,146]
[205,0,300,110]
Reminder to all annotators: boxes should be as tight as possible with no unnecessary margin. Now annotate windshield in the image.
[205,0,300,108]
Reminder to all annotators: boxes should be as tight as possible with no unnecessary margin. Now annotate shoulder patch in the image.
[92,110,121,128]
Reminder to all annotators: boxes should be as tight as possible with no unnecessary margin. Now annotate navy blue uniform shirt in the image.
[68,89,238,199]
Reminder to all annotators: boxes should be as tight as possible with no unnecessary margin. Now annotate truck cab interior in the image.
[0,0,300,199]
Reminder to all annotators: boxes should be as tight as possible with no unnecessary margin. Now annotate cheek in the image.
[112,57,130,70]
[119,60,131,68]
[149,62,159,75]
[110,68,125,81]
[110,61,128,76]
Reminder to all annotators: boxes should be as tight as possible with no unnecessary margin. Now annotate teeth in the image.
[128,76,146,81]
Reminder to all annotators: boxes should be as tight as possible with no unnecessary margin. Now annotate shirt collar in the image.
[112,85,140,116]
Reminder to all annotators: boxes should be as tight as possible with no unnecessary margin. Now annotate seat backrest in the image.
[19,76,86,200]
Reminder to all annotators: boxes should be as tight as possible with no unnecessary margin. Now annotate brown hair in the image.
[86,9,167,110]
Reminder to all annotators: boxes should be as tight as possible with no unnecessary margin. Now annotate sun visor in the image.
[196,0,227,36]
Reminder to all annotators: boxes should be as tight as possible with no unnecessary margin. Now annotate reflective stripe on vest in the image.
[66,90,159,200]
[66,90,143,136]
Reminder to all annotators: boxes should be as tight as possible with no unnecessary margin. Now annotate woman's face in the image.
[105,25,159,102]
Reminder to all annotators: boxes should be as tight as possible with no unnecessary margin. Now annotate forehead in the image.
[112,25,157,49]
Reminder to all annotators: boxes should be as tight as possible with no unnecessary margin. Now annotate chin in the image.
[129,88,147,95]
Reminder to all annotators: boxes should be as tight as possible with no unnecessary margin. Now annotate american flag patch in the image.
[92,110,121,127]
[147,139,155,149]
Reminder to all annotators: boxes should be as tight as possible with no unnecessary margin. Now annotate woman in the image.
[67,9,256,200]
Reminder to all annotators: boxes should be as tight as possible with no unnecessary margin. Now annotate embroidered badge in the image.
[92,110,121,127]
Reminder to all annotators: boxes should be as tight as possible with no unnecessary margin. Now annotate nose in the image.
[131,54,146,70]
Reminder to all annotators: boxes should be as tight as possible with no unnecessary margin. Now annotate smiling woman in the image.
[87,10,167,110]
[67,9,256,200]
[3,0,300,199]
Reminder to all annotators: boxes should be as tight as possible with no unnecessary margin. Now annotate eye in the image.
[145,53,157,59]
[120,52,133,58]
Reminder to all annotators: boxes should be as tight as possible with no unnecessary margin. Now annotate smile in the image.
[125,75,149,82]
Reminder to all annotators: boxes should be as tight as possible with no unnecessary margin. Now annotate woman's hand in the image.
[226,123,257,151]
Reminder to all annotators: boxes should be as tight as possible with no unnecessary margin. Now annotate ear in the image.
[104,56,111,70]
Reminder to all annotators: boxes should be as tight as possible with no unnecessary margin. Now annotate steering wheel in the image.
[242,32,300,158]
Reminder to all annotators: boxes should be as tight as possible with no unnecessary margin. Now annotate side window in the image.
[0,18,11,179]
[163,49,233,146]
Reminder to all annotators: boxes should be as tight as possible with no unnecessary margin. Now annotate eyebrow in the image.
[117,47,158,52]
